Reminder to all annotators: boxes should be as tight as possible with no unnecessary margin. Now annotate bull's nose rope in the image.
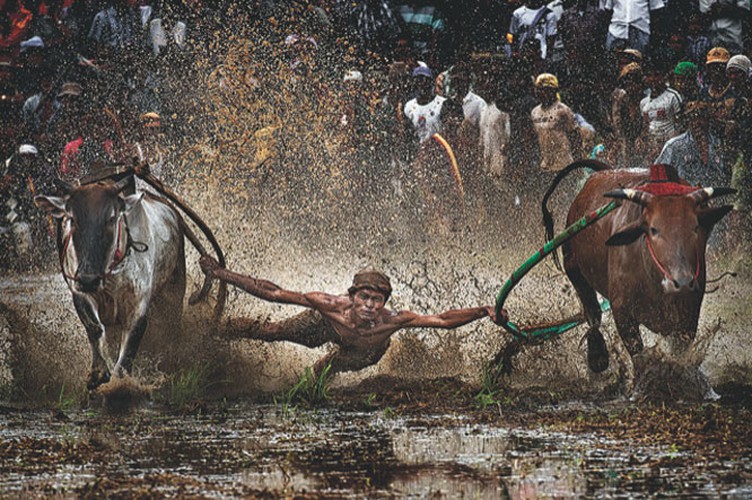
[60,213,148,285]
[494,201,617,343]
[645,234,701,286]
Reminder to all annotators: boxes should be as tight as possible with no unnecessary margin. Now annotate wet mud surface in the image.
[1,380,751,499]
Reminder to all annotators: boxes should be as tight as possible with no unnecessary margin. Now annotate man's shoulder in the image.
[555,100,573,112]
[664,131,690,148]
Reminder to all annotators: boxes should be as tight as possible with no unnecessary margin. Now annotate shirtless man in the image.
[530,73,582,173]
[200,256,504,376]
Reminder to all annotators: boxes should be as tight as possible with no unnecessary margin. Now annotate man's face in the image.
[673,74,695,95]
[535,86,557,104]
[351,288,386,323]
[706,63,727,83]
[727,67,747,87]
[453,73,470,98]
[686,110,708,137]
[645,70,665,91]
[414,75,434,100]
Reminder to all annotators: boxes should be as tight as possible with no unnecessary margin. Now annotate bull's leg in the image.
[565,260,609,373]
[113,315,148,378]
[72,295,110,390]
[613,313,642,396]
[614,313,643,356]
[663,330,695,357]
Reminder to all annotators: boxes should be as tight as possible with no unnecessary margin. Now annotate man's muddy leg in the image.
[313,345,341,378]
[226,309,335,349]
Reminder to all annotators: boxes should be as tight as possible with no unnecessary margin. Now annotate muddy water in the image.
[2,401,750,498]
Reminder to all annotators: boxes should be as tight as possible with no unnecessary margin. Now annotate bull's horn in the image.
[53,178,75,194]
[112,176,132,193]
[689,187,737,204]
[604,188,652,206]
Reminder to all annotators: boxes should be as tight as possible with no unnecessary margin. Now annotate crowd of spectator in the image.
[2,0,752,265]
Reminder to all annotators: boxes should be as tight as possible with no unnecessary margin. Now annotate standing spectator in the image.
[530,72,581,173]
[45,80,83,155]
[403,64,446,145]
[476,67,510,182]
[609,62,645,168]
[673,61,700,102]
[332,0,402,58]
[699,0,749,55]
[87,0,146,61]
[685,12,711,67]
[447,64,486,128]
[656,100,728,188]
[602,0,664,55]
[725,55,752,219]
[396,1,447,70]
[701,46,737,161]
[508,0,558,67]
[557,0,610,57]
[21,63,60,145]
[640,59,683,160]
[502,64,539,196]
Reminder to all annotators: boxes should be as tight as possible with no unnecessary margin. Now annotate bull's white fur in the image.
[37,187,185,387]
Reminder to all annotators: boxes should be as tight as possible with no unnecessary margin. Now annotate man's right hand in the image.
[199,255,221,278]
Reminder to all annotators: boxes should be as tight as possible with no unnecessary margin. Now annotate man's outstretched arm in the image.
[397,305,507,329]
[200,256,344,312]
[200,255,314,306]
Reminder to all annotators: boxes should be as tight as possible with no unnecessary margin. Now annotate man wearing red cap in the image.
[200,256,504,376]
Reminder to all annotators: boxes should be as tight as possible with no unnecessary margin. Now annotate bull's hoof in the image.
[87,369,111,391]
[587,329,610,373]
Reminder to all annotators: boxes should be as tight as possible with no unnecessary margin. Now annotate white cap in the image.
[18,144,38,155]
[343,70,363,83]
[20,36,44,51]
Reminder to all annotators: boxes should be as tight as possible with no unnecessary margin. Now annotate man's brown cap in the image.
[618,62,642,82]
[620,48,643,61]
[348,268,392,300]
[706,47,730,65]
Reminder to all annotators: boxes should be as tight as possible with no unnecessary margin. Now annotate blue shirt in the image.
[655,129,728,187]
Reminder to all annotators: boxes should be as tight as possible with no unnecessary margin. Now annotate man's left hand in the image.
[488,306,509,325]
[199,255,221,277]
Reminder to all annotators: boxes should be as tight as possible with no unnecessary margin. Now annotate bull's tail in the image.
[542,160,612,270]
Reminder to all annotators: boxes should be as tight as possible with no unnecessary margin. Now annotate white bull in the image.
[35,177,185,390]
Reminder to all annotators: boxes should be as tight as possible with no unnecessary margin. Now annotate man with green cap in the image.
[673,61,699,103]
[199,256,504,376]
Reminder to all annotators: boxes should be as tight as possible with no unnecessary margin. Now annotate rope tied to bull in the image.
[131,159,228,319]
[494,200,617,343]
[77,159,227,320]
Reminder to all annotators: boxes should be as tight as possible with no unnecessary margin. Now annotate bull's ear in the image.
[698,205,734,230]
[606,220,645,246]
[122,192,144,214]
[33,195,67,219]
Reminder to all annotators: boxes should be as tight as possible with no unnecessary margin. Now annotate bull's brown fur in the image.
[542,160,734,385]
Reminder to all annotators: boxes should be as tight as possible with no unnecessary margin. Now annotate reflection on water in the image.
[0,403,749,498]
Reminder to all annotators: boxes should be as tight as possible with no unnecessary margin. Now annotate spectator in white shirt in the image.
[640,60,683,159]
[602,0,665,54]
[404,64,447,145]
[699,0,750,55]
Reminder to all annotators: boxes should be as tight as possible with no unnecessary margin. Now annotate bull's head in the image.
[604,186,735,293]
[34,177,143,293]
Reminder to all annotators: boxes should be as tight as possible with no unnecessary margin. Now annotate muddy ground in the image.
[1,379,751,498]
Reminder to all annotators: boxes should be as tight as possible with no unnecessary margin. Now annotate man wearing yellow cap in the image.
[199,256,505,376]
[530,73,582,173]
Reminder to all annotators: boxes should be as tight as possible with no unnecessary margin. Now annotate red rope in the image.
[645,235,701,284]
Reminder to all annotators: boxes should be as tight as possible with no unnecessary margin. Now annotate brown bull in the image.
[542,161,735,381]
